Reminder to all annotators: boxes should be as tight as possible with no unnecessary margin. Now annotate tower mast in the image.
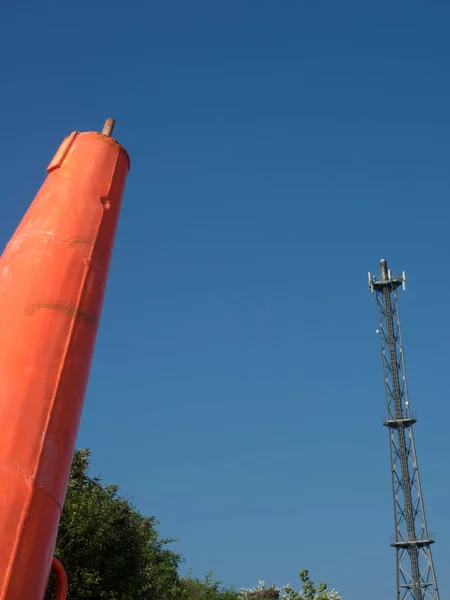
[368,259,439,600]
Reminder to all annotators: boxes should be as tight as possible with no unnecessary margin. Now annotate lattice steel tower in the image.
[368,259,440,600]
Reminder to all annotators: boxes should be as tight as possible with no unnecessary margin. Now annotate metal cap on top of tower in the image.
[368,258,406,293]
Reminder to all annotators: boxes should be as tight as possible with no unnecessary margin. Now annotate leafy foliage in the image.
[241,572,343,600]
[45,450,342,600]
[179,571,240,600]
[241,582,281,599]
[45,449,182,599]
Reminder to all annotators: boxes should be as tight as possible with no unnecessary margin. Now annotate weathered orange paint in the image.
[0,124,130,599]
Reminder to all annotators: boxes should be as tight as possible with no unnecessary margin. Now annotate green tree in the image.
[298,570,329,600]
[179,571,240,600]
[242,571,342,600]
[45,449,182,599]
[45,450,341,600]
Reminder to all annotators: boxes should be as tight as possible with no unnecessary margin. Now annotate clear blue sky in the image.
[1,1,449,598]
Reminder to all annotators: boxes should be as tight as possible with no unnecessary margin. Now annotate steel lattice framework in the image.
[368,259,440,600]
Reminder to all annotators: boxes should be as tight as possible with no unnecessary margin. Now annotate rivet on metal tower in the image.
[368,259,440,600]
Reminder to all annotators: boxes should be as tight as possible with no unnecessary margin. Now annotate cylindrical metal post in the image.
[380,258,389,281]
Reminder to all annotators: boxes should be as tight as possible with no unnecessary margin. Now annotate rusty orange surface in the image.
[0,127,129,599]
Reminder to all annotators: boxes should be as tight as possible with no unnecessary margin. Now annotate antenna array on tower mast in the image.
[368,259,439,600]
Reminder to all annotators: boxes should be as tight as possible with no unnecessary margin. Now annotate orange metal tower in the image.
[0,119,130,599]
